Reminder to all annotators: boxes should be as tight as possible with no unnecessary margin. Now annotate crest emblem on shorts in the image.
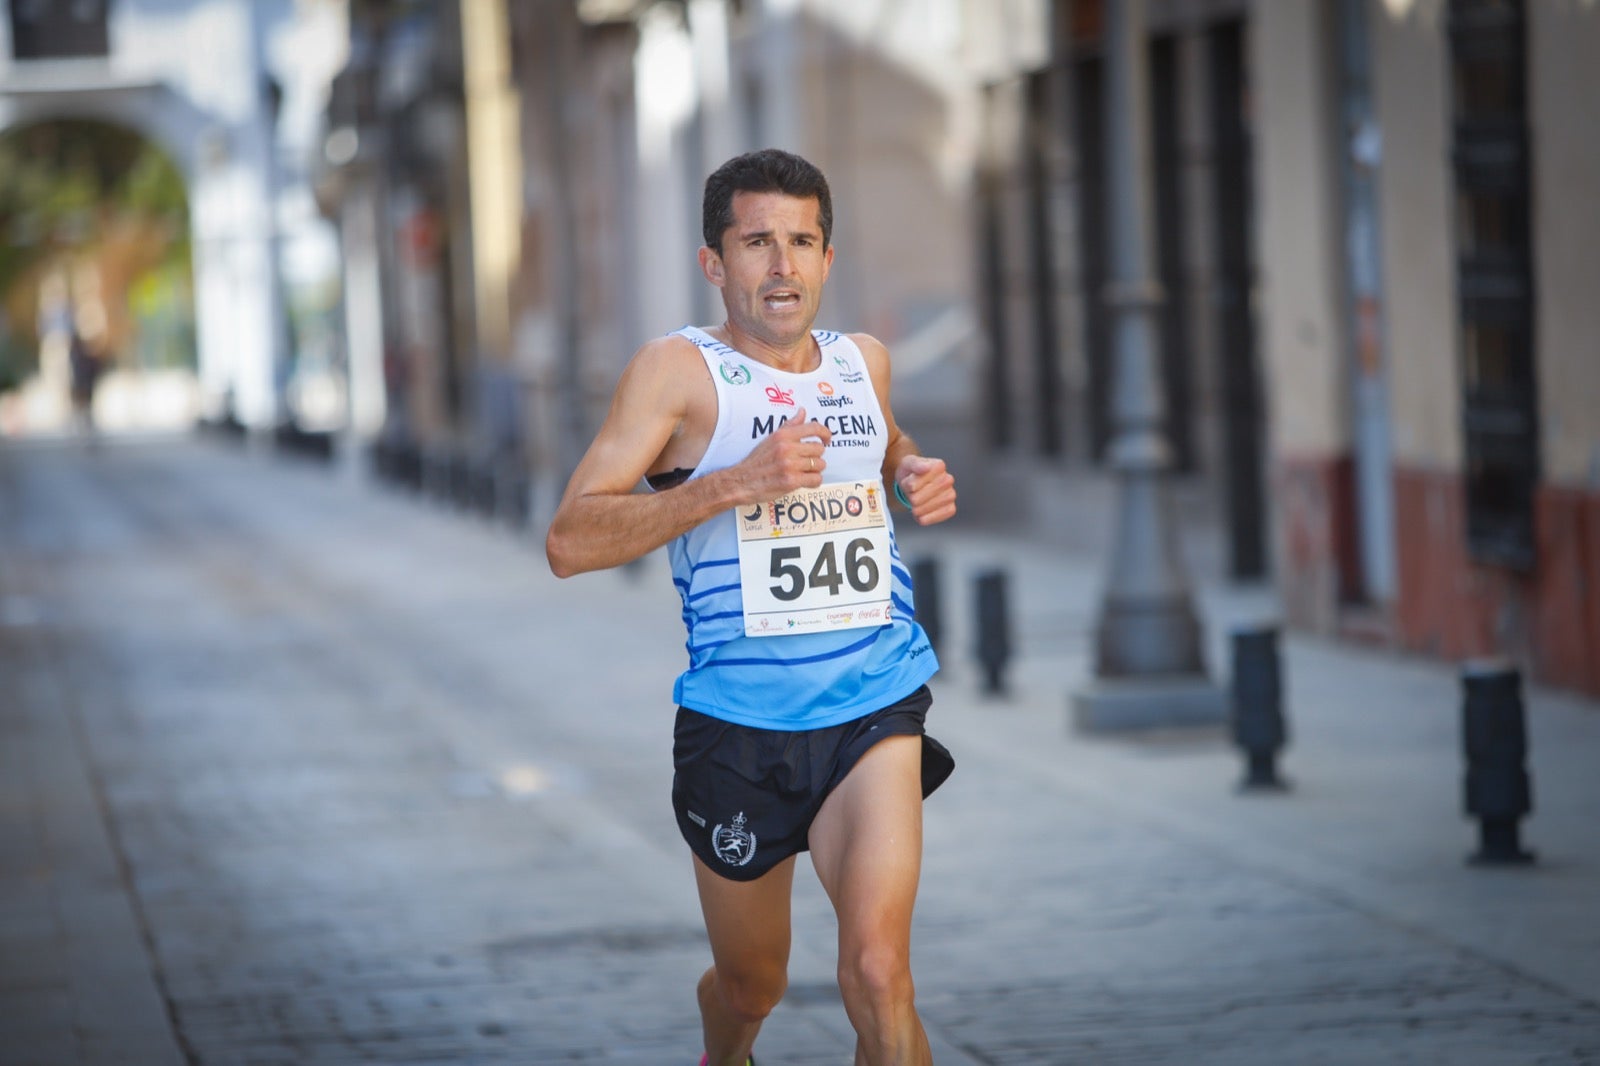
[712,811,757,867]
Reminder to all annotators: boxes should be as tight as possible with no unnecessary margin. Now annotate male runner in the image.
[546,148,956,1066]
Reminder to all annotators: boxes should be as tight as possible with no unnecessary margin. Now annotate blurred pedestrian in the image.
[67,326,103,444]
[547,148,957,1066]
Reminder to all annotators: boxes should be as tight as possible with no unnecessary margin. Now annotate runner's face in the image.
[703,191,833,351]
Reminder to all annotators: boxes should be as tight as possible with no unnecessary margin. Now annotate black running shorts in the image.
[671,685,954,882]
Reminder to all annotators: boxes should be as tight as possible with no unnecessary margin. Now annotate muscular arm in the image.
[546,337,833,577]
[854,333,957,527]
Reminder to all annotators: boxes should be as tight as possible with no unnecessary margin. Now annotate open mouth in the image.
[763,290,801,310]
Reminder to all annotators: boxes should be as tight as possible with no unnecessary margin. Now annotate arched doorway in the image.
[0,117,196,436]
[0,61,302,434]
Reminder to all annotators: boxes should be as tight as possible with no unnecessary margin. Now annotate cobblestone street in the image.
[3,438,1598,1065]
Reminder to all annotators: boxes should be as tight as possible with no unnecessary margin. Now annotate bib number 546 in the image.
[768,538,880,601]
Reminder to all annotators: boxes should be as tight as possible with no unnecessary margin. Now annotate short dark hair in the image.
[702,148,833,253]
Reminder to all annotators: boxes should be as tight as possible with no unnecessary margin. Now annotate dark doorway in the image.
[1447,0,1538,570]
[1209,19,1267,580]
[977,85,1015,450]
[1072,54,1110,460]
[1151,34,1196,474]
[1024,70,1064,457]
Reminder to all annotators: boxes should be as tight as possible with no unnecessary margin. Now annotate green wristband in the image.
[893,480,912,509]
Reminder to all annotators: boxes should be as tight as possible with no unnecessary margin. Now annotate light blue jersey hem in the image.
[674,652,940,731]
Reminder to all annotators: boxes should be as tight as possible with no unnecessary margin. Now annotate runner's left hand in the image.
[893,456,956,526]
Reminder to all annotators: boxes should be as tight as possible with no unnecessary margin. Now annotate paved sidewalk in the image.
[1,437,1597,1065]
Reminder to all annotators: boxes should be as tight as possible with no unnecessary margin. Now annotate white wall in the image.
[1370,0,1460,470]
[1252,0,1349,459]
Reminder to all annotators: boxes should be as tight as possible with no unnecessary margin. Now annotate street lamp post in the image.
[262,72,291,432]
[1071,0,1226,732]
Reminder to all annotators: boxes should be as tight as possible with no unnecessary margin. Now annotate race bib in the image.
[734,481,894,637]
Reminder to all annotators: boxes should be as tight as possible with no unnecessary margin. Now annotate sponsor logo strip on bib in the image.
[734,481,893,637]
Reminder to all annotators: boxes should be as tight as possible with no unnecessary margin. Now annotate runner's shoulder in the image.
[620,333,712,401]
[843,331,889,361]
[630,331,706,373]
[843,332,892,384]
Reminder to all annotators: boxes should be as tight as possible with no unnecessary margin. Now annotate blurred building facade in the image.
[311,0,990,508]
[1252,0,1600,696]
[310,0,1598,696]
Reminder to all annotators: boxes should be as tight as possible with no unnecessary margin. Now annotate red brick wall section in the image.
[1274,456,1341,634]
[1391,465,1600,697]
[1531,487,1598,693]
[1393,466,1490,660]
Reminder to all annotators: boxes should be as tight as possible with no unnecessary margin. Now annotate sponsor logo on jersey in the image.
[750,412,878,440]
[832,355,865,384]
[765,384,795,406]
[720,360,752,385]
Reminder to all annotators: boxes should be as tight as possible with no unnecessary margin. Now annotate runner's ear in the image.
[698,246,725,286]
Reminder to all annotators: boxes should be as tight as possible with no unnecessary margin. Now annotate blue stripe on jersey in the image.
[689,636,737,657]
[697,608,743,621]
[703,628,882,668]
[687,581,740,604]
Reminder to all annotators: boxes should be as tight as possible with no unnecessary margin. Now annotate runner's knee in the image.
[710,966,787,1024]
[837,941,913,1012]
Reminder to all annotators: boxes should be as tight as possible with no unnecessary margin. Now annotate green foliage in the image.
[0,118,189,301]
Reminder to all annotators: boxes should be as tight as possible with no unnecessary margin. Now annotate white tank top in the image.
[662,326,937,729]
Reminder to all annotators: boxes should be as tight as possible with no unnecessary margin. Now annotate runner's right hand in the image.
[731,405,832,501]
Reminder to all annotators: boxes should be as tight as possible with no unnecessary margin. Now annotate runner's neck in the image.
[706,323,820,375]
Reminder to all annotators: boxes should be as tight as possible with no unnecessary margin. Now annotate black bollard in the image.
[973,569,1011,696]
[910,557,943,661]
[449,451,476,510]
[1461,659,1535,865]
[370,438,392,483]
[1230,626,1289,791]
[497,458,531,528]
[396,440,423,492]
[470,458,497,517]
[423,447,453,502]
